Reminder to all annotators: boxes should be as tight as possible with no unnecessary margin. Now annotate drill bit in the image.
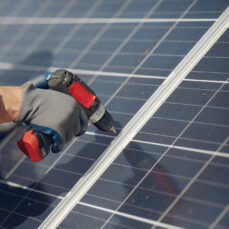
[110,126,117,134]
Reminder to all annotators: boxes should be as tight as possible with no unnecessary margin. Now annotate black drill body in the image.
[47,69,115,132]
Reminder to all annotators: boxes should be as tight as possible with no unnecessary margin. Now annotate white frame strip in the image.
[0,17,216,25]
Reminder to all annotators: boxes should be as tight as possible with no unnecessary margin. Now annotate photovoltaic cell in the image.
[0,0,228,228]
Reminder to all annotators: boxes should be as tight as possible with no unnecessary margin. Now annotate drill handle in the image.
[17,129,53,161]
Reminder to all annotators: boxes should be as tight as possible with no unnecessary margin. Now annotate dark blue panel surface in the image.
[0,0,228,229]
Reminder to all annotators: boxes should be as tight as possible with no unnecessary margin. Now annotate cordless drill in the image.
[17,69,116,161]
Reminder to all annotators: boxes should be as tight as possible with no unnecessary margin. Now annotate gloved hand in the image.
[15,83,88,152]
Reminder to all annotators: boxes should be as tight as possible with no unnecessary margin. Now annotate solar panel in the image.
[0,0,228,228]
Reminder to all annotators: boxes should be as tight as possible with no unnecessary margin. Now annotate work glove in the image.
[15,83,88,152]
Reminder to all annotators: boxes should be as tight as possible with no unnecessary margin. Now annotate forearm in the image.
[0,86,23,123]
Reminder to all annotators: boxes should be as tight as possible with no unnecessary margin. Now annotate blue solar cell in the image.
[11,162,49,181]
[90,81,123,96]
[190,0,229,12]
[121,40,157,53]
[120,1,158,15]
[82,194,120,210]
[2,214,41,229]
[0,191,23,211]
[181,123,229,143]
[195,107,229,125]
[143,55,183,70]
[217,211,229,228]
[133,26,169,40]
[110,53,145,67]
[185,12,223,19]
[0,1,17,16]
[166,27,208,41]
[167,87,215,105]
[155,41,195,55]
[63,1,96,18]
[101,164,146,186]
[88,179,133,202]
[199,164,229,185]
[27,189,61,207]
[136,67,171,77]
[15,198,53,221]
[187,71,229,81]
[92,1,125,14]
[79,52,111,66]
[74,204,111,221]
[54,155,95,175]
[209,91,229,108]
[135,131,176,145]
[161,215,208,229]
[67,141,107,159]
[140,171,189,195]
[60,210,105,229]
[0,209,8,224]
[119,203,159,221]
[104,65,136,74]
[114,148,162,170]
[91,40,123,53]
[179,81,221,90]
[126,188,175,212]
[156,0,193,12]
[141,118,187,137]
[218,29,229,42]
[41,169,81,190]
[117,83,158,99]
[168,199,222,223]
[150,12,184,19]
[107,97,144,114]
[174,138,221,151]
[206,43,229,57]
[167,148,210,161]
[102,25,136,39]
[37,0,69,17]
[194,57,229,73]
[155,103,201,121]
[154,156,205,178]
[104,214,153,229]
[184,181,229,206]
